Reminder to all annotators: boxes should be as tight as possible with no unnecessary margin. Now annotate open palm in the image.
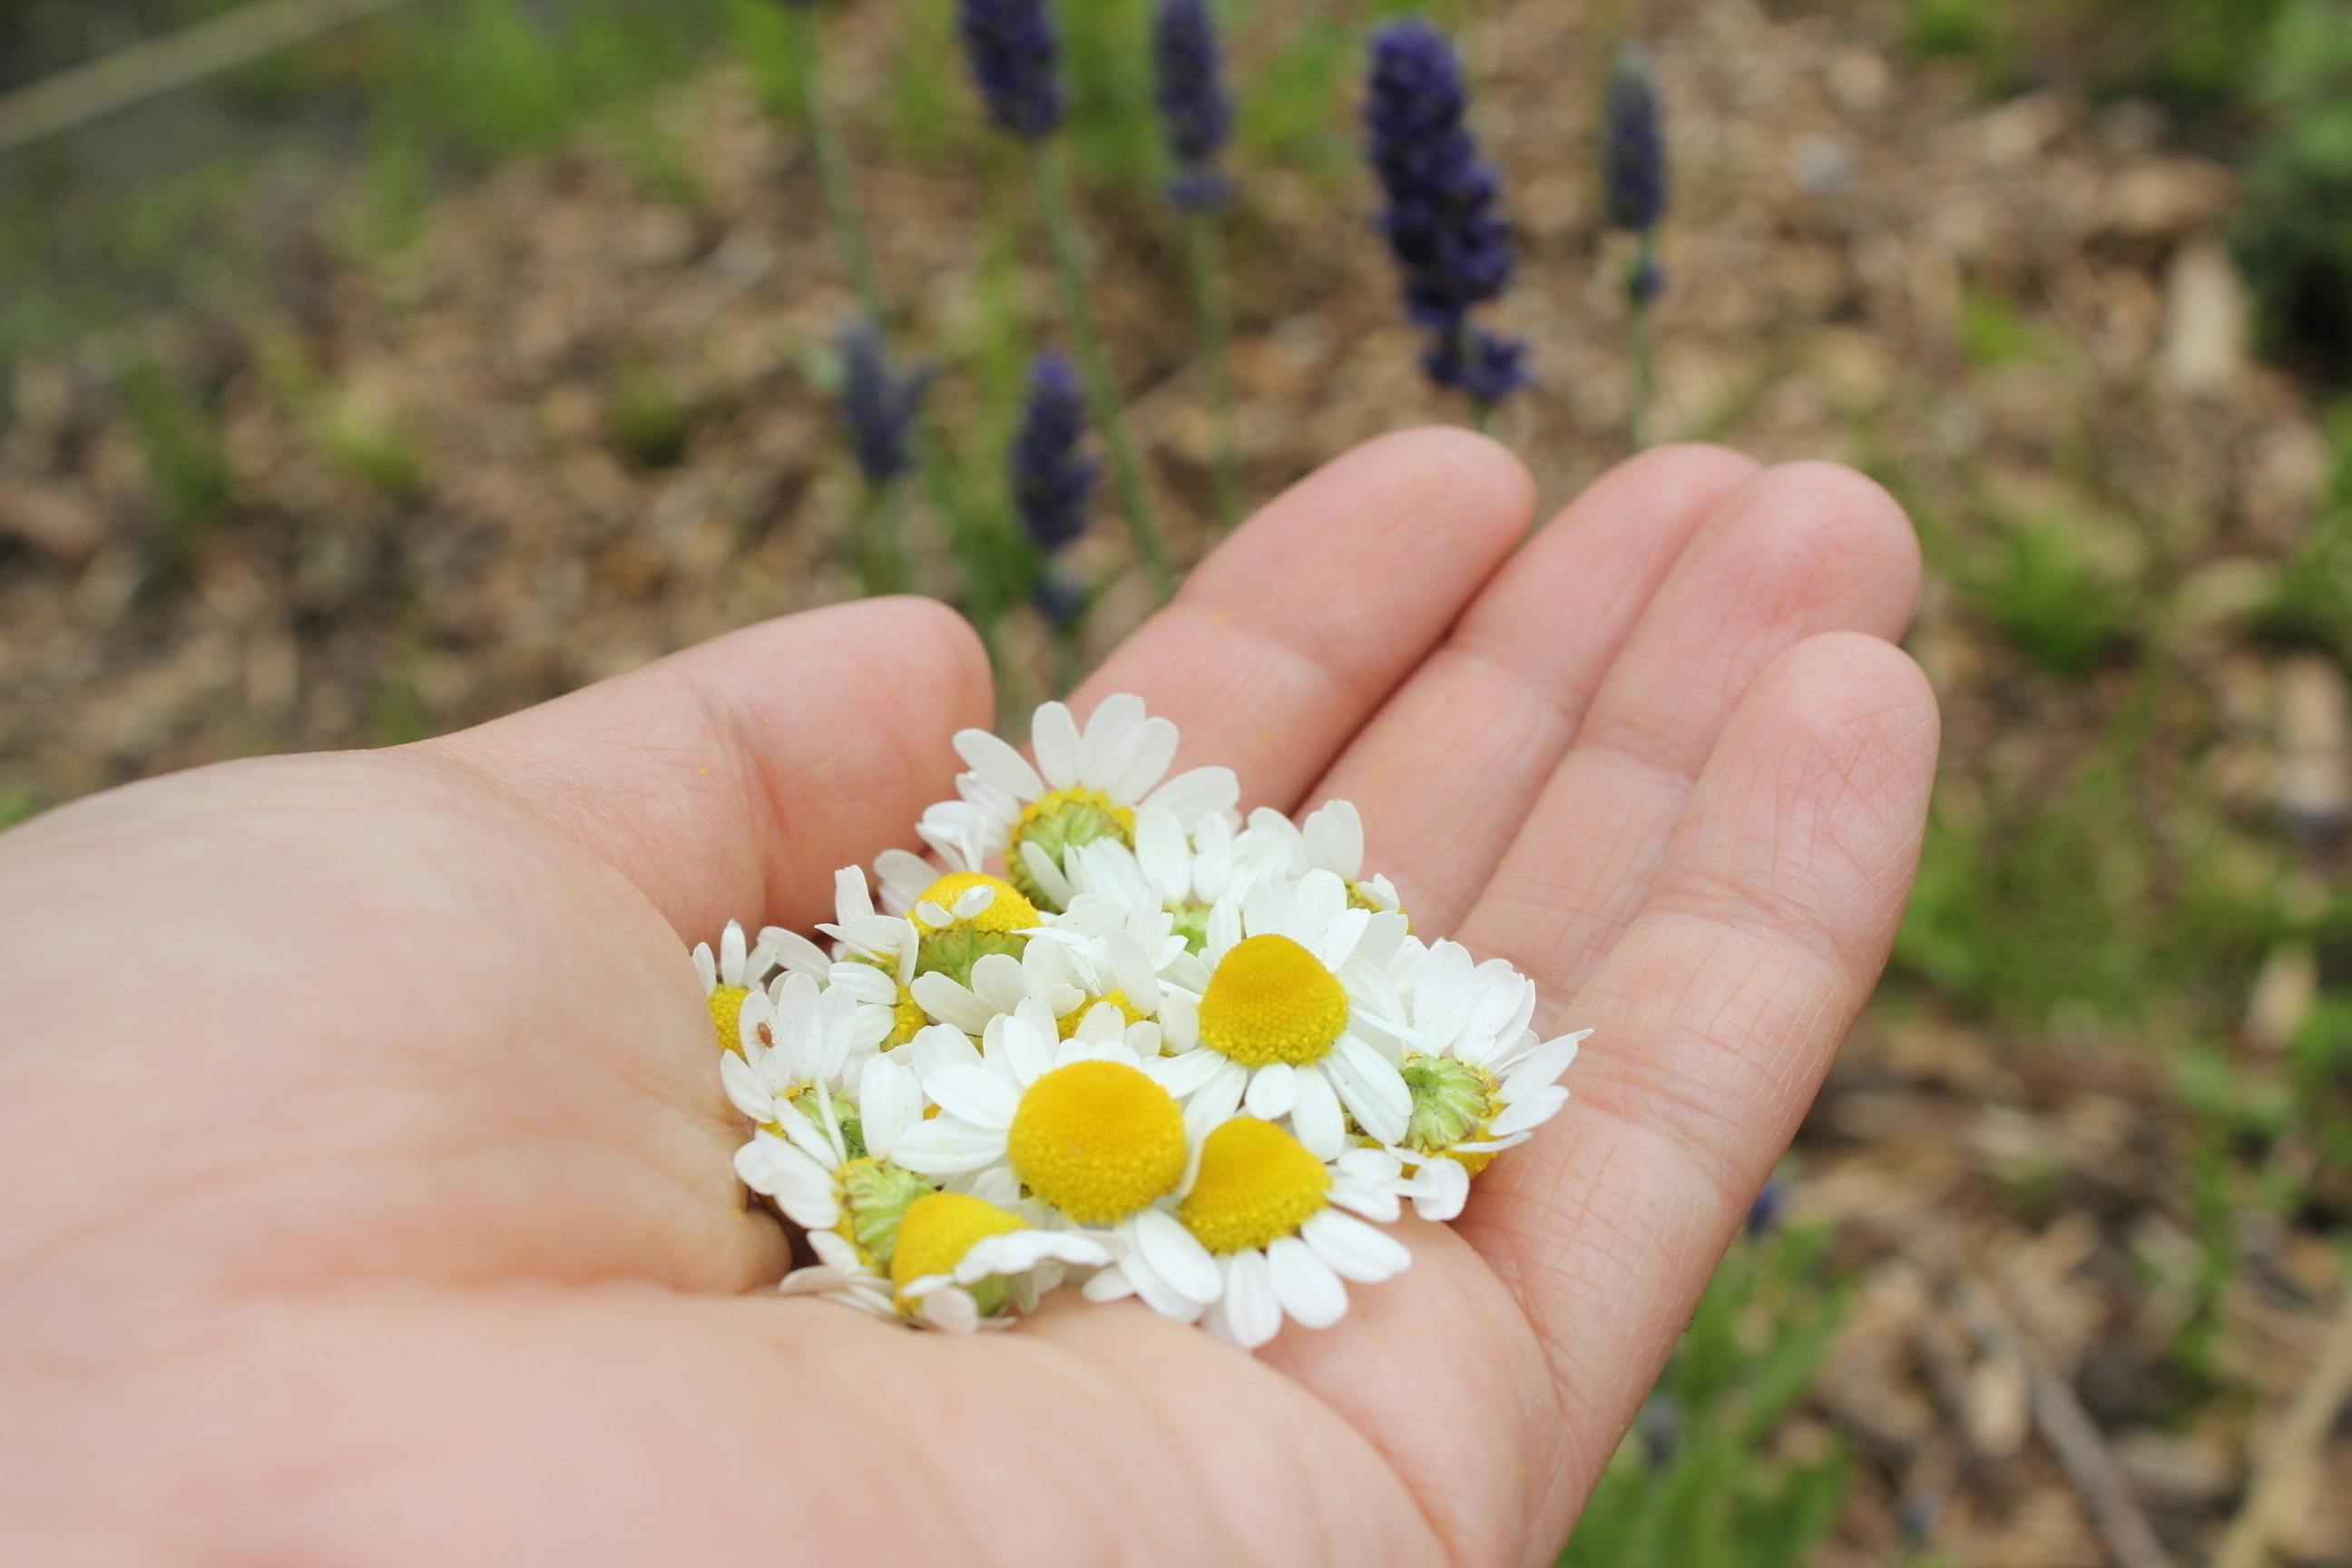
[0,432,1935,1566]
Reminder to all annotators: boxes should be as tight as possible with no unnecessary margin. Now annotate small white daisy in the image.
[1089,1115,1413,1349]
[1369,937,1588,1175]
[779,1188,1108,1331]
[924,695,1240,911]
[888,1000,1225,1318]
[733,1047,936,1273]
[692,918,783,1053]
[1154,869,1416,1158]
[1240,799,1405,916]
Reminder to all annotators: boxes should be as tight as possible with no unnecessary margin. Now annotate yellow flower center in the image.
[910,872,1039,935]
[1199,935,1350,1067]
[708,985,750,1053]
[885,990,927,1049]
[889,1191,1026,1314]
[1006,1060,1187,1224]
[1179,1117,1331,1254]
[1057,987,1148,1040]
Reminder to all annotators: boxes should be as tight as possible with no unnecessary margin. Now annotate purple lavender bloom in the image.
[1011,352,1097,555]
[1365,20,1527,406]
[1152,0,1233,211]
[837,321,932,487]
[1602,46,1668,234]
[959,0,1064,141]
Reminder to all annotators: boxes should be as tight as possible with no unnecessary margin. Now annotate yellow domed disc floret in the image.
[708,985,751,1053]
[890,1191,1026,1317]
[911,873,1040,986]
[1006,1060,1187,1224]
[1199,935,1350,1067]
[911,872,1039,936]
[1179,1117,1332,1254]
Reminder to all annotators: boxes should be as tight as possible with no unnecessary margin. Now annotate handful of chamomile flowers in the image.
[693,696,1586,1350]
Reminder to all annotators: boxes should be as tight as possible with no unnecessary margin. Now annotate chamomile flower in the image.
[926,696,1240,910]
[1380,938,1588,1174]
[889,1000,1224,1318]
[1241,800,1405,917]
[1106,1115,1413,1349]
[908,948,1084,1039]
[872,850,1049,991]
[1031,807,1252,951]
[735,1048,933,1276]
[721,974,876,1136]
[778,1190,1107,1331]
[1156,870,1415,1158]
[692,919,783,1053]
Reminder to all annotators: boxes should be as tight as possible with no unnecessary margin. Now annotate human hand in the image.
[0,431,1934,1566]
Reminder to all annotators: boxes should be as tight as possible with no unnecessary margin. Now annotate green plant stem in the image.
[1052,623,1086,696]
[784,5,881,322]
[1628,229,1657,453]
[1186,208,1240,531]
[1028,142,1176,601]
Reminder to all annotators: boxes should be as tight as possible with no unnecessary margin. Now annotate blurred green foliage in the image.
[2232,0,2352,385]
[609,367,692,470]
[1557,1220,1851,1568]
[119,351,233,587]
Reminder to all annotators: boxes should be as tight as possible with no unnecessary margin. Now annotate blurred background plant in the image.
[4,0,2352,1562]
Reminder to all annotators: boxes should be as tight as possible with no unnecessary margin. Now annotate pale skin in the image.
[0,433,1936,1566]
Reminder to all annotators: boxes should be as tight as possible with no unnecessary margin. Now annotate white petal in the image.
[827,962,897,1004]
[719,1052,773,1122]
[1142,766,1240,828]
[1289,869,1348,946]
[1503,1032,1588,1096]
[952,884,997,920]
[1303,799,1365,880]
[1083,1264,1139,1304]
[1077,693,1146,789]
[911,972,995,1035]
[874,848,936,914]
[1267,1236,1348,1329]
[956,728,1046,801]
[1221,1250,1282,1348]
[859,1055,918,1159]
[1132,807,1192,900]
[1413,940,1475,1040]
[1022,840,1073,909]
[926,1064,1020,1129]
[1131,1208,1222,1304]
[1032,701,1082,789]
[968,952,1029,1015]
[1112,716,1181,803]
[1149,1044,1229,1098]
[1289,1063,1345,1158]
[1490,1084,1570,1139]
[887,1117,1007,1175]
[1406,1156,1470,1221]
[1181,1058,1250,1142]
[1244,1061,1298,1121]
[1332,1034,1414,1132]
[1302,1210,1413,1282]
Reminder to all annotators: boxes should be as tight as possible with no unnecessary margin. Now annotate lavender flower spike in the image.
[958,0,1064,141]
[1602,45,1669,235]
[837,321,932,488]
[1365,20,1527,407]
[1152,0,1233,211]
[1011,352,1098,555]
